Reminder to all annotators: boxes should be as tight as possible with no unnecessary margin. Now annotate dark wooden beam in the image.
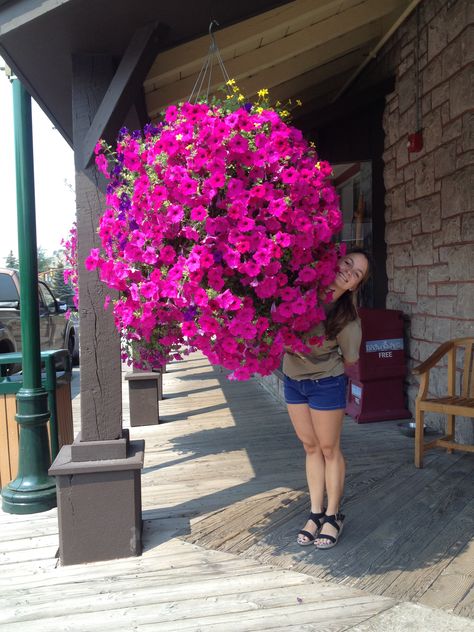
[295,76,395,134]
[72,53,123,441]
[80,21,167,168]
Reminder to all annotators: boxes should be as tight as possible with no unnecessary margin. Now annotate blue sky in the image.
[0,61,76,263]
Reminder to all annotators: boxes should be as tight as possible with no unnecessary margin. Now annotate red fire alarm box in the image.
[407,130,423,153]
[345,308,411,423]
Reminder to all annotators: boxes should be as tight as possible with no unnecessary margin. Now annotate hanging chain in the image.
[189,20,232,103]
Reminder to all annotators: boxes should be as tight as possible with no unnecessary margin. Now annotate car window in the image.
[39,282,57,315]
[0,273,20,302]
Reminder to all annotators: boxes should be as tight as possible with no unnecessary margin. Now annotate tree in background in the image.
[37,246,56,274]
[50,259,75,307]
[4,250,18,269]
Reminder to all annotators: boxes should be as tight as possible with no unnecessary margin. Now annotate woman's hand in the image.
[344,359,358,370]
[284,345,307,359]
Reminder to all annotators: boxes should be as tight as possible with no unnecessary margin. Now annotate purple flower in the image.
[144,123,160,136]
[183,306,198,321]
[119,193,131,211]
[244,103,252,113]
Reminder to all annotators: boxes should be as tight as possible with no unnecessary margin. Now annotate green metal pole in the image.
[1,79,56,513]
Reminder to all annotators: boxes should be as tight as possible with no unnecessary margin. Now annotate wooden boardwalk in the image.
[0,353,473,630]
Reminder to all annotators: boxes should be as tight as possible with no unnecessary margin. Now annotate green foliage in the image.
[50,260,75,306]
[37,247,56,274]
[4,250,18,269]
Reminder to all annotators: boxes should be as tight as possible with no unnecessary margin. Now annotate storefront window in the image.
[333,161,374,307]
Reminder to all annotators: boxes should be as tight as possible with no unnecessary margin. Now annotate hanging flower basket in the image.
[87,90,343,379]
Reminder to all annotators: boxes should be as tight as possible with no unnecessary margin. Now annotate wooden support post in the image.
[49,53,145,565]
[80,22,166,168]
[73,54,123,443]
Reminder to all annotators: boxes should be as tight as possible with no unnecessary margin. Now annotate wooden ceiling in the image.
[144,0,417,121]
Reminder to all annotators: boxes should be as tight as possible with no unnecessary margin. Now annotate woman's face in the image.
[335,253,369,293]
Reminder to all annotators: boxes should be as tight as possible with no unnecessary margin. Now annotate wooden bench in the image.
[413,337,474,468]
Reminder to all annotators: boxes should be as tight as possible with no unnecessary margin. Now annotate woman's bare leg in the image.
[310,407,346,545]
[287,403,326,542]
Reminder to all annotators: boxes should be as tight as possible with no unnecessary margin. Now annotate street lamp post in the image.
[1,78,57,513]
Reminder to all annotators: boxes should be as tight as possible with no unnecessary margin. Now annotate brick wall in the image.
[380,0,473,441]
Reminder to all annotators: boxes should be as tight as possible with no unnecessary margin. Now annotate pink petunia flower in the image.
[190,205,208,221]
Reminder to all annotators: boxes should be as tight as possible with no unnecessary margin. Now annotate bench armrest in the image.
[413,337,474,376]
[412,340,455,376]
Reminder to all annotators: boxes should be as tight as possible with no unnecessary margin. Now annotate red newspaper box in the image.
[345,307,411,423]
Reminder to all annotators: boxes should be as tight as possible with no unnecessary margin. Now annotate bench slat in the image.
[414,337,474,468]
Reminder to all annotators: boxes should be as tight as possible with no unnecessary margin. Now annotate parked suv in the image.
[0,268,79,369]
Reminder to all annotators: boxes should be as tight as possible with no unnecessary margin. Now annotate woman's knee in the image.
[320,444,341,460]
[302,441,321,456]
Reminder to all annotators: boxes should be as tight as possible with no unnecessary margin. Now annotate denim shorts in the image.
[284,374,348,411]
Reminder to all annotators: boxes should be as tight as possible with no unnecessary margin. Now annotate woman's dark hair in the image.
[324,248,371,339]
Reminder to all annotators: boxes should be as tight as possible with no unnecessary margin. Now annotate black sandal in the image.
[297,509,326,546]
[314,512,345,549]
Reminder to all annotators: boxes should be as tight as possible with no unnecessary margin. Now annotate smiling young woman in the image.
[283,248,370,549]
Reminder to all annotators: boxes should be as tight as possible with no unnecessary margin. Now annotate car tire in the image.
[68,332,79,366]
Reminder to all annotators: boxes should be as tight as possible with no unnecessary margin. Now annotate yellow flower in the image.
[275,100,281,107]
[315,161,321,170]
[256,106,264,114]
[257,88,269,98]
[226,94,233,100]
[226,78,236,86]
[237,93,245,102]
[296,99,302,107]
[280,110,290,118]
[233,85,239,93]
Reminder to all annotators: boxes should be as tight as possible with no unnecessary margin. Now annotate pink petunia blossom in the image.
[190,205,207,221]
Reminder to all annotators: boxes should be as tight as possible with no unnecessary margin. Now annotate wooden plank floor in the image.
[0,353,473,631]
[136,354,474,618]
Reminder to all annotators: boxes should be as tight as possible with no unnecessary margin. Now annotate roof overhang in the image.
[0,0,294,146]
[145,0,420,123]
[0,0,421,146]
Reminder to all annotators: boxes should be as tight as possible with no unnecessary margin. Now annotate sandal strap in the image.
[298,529,316,542]
[308,509,326,528]
[316,533,336,544]
[323,513,344,531]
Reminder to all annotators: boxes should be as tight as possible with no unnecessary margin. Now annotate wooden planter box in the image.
[125,370,163,426]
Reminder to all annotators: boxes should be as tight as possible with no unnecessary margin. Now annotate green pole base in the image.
[2,477,57,514]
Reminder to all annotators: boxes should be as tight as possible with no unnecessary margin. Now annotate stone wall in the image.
[257,1,473,441]
[379,0,473,441]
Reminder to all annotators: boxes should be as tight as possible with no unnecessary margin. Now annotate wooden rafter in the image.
[80,21,167,169]
[145,0,406,116]
[265,39,379,103]
[144,0,362,91]
[147,10,396,116]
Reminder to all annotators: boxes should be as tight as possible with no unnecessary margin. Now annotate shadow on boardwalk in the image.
[138,355,474,617]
